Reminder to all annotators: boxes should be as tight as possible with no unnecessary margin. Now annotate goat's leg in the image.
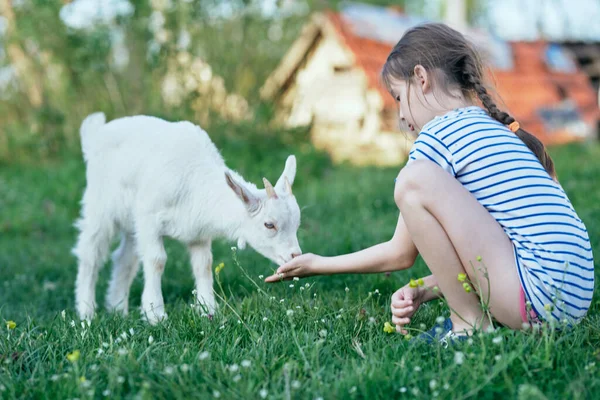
[105,232,139,315]
[137,228,168,325]
[188,240,217,315]
[73,218,112,321]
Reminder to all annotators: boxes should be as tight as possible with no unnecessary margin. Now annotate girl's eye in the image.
[264,222,276,230]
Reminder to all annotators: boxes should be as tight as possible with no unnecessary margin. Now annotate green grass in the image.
[0,128,599,399]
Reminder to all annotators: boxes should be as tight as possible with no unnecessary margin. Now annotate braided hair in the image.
[381,23,556,179]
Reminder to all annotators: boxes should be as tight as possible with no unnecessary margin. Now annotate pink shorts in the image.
[519,286,539,324]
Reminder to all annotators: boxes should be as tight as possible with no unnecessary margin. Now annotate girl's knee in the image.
[394,160,440,205]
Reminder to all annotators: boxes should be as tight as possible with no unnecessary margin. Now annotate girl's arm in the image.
[265,213,418,282]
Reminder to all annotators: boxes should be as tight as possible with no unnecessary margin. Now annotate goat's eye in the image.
[264,222,276,230]
[396,95,401,102]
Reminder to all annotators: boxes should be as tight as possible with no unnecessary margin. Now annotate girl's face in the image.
[389,78,433,134]
[387,65,471,134]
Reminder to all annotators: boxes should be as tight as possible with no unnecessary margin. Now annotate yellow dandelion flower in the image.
[417,278,424,287]
[404,334,413,341]
[383,322,395,334]
[408,279,418,288]
[67,350,80,363]
[215,262,225,275]
[6,320,16,330]
[544,304,553,312]
[462,282,472,293]
[457,273,467,282]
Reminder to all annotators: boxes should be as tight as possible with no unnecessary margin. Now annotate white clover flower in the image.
[259,389,268,399]
[492,336,502,345]
[229,364,239,373]
[454,351,464,365]
[286,310,294,316]
[164,366,174,375]
[241,360,251,368]
[292,380,301,389]
[148,336,154,344]
[436,316,445,324]
[199,351,210,360]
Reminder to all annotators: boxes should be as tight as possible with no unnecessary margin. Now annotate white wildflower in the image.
[292,380,301,389]
[181,364,190,373]
[263,317,268,322]
[492,336,502,345]
[164,366,174,375]
[241,360,251,368]
[399,387,407,393]
[118,348,128,356]
[117,376,125,384]
[102,389,111,397]
[454,351,465,365]
[286,310,294,316]
[233,374,242,382]
[199,351,210,360]
[429,380,437,390]
[213,390,221,398]
[293,277,299,281]
[229,364,239,373]
[436,316,445,324]
[148,336,154,344]
[129,328,135,336]
[259,389,268,399]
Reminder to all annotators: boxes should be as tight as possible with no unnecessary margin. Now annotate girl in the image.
[265,23,594,342]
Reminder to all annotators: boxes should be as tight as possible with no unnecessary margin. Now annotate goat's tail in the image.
[80,112,106,161]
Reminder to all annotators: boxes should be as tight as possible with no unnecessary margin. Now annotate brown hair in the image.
[381,23,556,179]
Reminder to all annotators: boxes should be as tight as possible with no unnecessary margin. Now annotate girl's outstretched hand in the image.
[390,283,424,334]
[264,253,322,283]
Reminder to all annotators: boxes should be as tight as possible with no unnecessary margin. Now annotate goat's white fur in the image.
[72,112,302,324]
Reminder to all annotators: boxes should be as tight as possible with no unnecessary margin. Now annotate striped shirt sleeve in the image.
[406,131,456,176]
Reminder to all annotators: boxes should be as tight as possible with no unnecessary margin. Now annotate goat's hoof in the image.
[142,308,168,325]
[77,306,96,322]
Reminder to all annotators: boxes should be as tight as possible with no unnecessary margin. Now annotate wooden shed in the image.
[260,3,600,166]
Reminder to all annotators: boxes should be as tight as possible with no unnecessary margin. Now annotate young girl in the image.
[265,23,594,342]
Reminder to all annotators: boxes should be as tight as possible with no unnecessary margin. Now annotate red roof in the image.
[327,12,599,145]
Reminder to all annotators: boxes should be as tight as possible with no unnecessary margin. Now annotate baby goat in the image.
[73,113,302,324]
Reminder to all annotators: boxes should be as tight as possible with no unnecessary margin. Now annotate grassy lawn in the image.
[0,127,599,399]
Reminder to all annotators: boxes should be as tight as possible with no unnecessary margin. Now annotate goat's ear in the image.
[275,155,296,194]
[225,171,259,211]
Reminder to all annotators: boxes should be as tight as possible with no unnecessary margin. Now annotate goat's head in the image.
[225,155,302,266]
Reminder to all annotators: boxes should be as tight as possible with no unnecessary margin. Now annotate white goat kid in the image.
[73,112,302,324]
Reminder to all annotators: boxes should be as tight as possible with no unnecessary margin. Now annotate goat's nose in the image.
[291,252,302,259]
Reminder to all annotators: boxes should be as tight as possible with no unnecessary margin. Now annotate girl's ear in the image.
[413,65,430,93]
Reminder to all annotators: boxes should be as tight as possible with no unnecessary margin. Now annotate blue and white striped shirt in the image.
[406,106,594,324]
